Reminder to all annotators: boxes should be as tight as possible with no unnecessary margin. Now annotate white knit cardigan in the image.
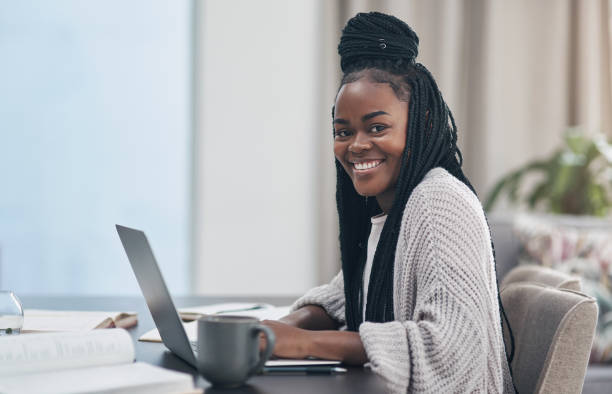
[291,167,515,393]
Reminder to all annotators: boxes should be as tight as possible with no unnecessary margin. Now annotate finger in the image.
[259,333,268,352]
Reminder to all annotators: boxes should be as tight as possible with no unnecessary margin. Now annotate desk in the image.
[21,295,387,393]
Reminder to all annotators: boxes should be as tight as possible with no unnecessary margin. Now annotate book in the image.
[0,328,198,394]
[22,309,138,332]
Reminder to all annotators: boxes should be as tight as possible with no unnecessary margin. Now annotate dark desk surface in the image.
[21,295,387,393]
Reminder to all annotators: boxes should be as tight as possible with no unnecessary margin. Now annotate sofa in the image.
[489,213,612,394]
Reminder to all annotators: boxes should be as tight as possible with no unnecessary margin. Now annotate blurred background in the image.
[1,0,610,296]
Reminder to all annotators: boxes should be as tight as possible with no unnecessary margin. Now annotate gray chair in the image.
[490,213,612,394]
[501,282,598,394]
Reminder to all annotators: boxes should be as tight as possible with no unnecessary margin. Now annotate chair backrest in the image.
[501,264,581,291]
[501,282,598,394]
[488,214,522,282]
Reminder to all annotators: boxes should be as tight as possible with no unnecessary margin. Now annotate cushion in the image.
[512,213,612,363]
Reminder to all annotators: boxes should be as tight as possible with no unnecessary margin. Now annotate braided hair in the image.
[334,11,516,370]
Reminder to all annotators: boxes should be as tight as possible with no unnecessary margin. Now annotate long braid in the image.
[334,12,516,379]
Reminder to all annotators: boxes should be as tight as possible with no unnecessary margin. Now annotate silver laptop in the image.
[116,224,198,367]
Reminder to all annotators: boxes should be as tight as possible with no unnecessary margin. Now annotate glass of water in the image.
[0,291,24,335]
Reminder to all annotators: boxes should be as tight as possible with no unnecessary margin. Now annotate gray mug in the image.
[197,315,276,388]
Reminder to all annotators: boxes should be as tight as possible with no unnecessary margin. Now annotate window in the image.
[0,1,192,295]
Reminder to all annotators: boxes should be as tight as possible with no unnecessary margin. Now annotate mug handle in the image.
[249,324,276,375]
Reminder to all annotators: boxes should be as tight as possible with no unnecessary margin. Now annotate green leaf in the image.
[483,160,550,212]
[483,175,511,212]
[526,180,551,209]
[483,129,612,217]
[564,129,589,154]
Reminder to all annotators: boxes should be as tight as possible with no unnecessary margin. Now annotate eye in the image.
[369,124,387,134]
[333,129,352,139]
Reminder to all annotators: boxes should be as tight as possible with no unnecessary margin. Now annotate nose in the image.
[348,131,372,153]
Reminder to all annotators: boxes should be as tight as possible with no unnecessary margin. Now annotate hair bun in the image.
[338,12,419,73]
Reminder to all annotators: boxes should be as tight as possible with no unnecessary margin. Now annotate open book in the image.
[0,329,198,394]
[22,309,138,332]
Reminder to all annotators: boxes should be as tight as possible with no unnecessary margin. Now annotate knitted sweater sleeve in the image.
[359,183,506,393]
[290,270,346,325]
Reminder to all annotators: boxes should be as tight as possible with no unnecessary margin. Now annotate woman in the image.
[262,12,515,393]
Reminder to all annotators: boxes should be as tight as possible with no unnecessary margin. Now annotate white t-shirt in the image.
[363,213,388,321]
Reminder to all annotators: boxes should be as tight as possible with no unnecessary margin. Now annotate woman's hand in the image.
[277,305,341,330]
[260,319,312,359]
[260,319,367,365]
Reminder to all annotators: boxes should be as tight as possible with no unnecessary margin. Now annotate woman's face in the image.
[333,78,408,212]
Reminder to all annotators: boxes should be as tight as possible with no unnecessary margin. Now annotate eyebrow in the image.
[333,110,390,125]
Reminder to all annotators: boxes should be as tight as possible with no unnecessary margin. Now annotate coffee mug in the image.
[197,315,276,388]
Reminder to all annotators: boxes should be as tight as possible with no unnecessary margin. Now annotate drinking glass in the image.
[0,291,24,335]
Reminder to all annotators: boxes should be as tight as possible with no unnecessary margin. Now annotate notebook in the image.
[0,329,198,394]
[22,309,138,332]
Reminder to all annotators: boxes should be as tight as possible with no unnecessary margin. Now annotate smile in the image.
[352,160,383,171]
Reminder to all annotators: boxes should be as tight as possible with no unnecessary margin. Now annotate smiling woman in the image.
[261,11,517,394]
[333,79,408,213]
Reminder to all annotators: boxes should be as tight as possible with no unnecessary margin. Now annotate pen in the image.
[262,366,347,375]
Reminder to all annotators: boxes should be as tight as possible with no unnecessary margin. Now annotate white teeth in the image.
[354,160,381,170]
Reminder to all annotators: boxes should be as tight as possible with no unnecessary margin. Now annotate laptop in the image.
[116,224,198,367]
[116,224,343,371]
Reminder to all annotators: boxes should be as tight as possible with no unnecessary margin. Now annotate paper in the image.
[140,305,292,343]
[22,309,137,332]
[139,320,198,343]
[219,305,292,320]
[179,302,273,316]
[0,329,134,377]
[178,302,289,321]
[0,362,198,394]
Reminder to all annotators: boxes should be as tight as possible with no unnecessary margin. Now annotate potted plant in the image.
[484,129,612,217]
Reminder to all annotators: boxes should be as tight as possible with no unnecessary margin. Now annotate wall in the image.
[193,0,319,295]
